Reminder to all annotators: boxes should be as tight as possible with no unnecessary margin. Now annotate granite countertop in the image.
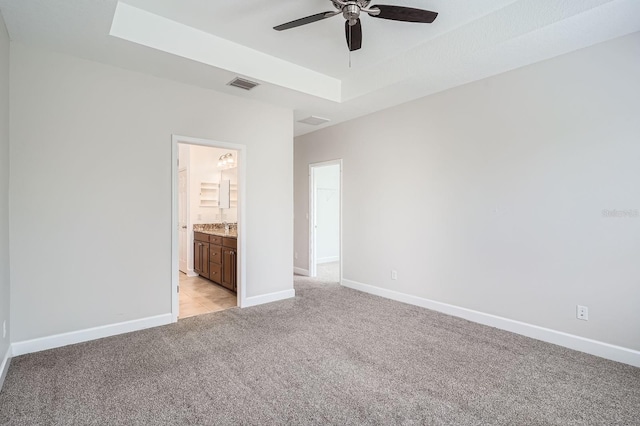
[193,223,237,238]
[199,229,238,238]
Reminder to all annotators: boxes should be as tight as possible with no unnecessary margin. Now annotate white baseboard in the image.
[317,256,339,264]
[0,345,11,392]
[341,279,640,368]
[186,269,198,277]
[242,289,296,308]
[293,267,309,276]
[11,314,173,357]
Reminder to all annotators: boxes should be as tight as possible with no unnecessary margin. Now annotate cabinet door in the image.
[194,241,202,274]
[231,250,237,291]
[194,241,210,278]
[201,243,210,278]
[221,248,236,291]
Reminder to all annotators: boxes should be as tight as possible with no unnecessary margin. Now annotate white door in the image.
[178,169,188,273]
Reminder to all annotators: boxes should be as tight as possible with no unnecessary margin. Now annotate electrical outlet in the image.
[2,320,6,339]
[576,305,589,321]
[391,270,398,280]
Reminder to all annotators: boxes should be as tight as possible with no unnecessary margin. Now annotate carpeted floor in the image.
[1,276,639,425]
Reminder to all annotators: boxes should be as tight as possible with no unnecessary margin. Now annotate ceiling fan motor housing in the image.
[333,0,373,25]
[343,5,360,25]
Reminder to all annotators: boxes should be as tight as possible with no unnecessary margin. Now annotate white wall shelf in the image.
[230,183,238,208]
[200,182,219,207]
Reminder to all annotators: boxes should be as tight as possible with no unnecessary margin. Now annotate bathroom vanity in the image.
[193,226,237,292]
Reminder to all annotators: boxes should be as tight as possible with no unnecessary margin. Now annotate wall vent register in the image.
[227,77,260,91]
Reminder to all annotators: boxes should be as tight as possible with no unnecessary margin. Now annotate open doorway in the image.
[171,136,246,322]
[309,160,342,282]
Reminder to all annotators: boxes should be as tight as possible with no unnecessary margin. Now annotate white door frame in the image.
[178,168,189,274]
[171,135,247,322]
[309,159,343,281]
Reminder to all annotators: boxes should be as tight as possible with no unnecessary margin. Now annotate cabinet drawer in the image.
[209,244,222,264]
[209,262,222,284]
[209,235,223,245]
[194,232,210,242]
[222,237,237,249]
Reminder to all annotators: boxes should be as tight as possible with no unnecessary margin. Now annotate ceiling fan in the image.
[273,0,438,52]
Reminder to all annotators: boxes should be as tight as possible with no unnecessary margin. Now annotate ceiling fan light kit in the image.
[274,0,438,52]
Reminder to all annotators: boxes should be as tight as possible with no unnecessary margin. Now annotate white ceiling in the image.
[119,0,518,80]
[1,0,639,136]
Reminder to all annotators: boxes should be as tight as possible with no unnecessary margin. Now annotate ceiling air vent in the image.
[297,116,331,126]
[227,77,260,91]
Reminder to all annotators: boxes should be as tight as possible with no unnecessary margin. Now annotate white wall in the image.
[10,43,293,342]
[0,12,10,364]
[314,164,340,263]
[294,33,640,352]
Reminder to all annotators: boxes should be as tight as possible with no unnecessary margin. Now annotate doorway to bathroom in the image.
[171,136,246,321]
[309,160,342,283]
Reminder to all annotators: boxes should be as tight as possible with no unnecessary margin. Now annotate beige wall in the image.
[10,43,293,342]
[295,33,640,351]
[0,11,10,361]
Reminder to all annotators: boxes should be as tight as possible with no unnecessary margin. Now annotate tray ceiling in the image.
[1,0,639,135]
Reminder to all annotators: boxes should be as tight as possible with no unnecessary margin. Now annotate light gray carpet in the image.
[1,277,639,425]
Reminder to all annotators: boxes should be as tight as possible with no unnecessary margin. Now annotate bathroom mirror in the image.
[219,179,230,209]
[219,167,237,210]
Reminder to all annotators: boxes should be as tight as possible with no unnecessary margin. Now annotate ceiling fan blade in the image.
[368,5,438,23]
[345,19,362,51]
[273,11,337,31]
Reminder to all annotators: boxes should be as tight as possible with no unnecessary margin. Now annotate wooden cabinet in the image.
[193,231,236,292]
[209,239,222,284]
[193,232,210,279]
[209,262,222,283]
[219,237,236,291]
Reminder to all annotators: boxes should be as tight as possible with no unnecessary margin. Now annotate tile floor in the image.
[179,273,237,319]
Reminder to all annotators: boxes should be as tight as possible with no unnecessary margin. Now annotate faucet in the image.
[223,221,229,234]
